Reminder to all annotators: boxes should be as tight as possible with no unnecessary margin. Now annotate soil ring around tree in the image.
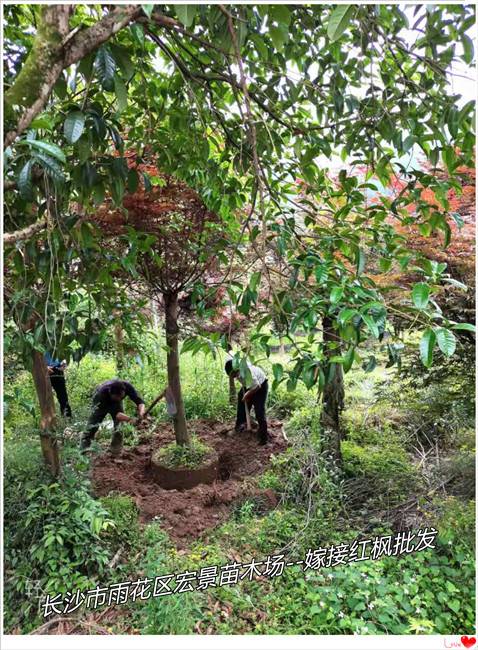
[150,448,220,490]
[91,417,287,548]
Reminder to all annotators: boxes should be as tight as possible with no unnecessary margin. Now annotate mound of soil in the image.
[91,418,287,547]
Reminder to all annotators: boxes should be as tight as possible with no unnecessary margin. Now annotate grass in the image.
[153,436,214,469]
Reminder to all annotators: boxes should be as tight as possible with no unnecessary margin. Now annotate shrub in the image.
[341,440,420,508]
[154,435,213,469]
[132,524,202,634]
[66,354,117,407]
[100,494,141,550]
[268,381,316,417]
[3,441,115,632]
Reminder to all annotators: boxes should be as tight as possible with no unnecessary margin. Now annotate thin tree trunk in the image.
[114,321,125,373]
[31,350,60,476]
[164,292,189,445]
[279,337,286,355]
[225,340,236,405]
[228,375,236,405]
[320,316,345,463]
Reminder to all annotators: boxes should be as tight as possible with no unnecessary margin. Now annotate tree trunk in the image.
[225,340,236,405]
[279,337,286,355]
[228,375,236,405]
[114,321,125,373]
[320,316,345,463]
[164,292,189,445]
[31,350,60,476]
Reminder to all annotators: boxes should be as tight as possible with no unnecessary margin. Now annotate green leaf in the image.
[450,212,464,228]
[272,363,283,382]
[403,135,415,152]
[110,44,135,80]
[176,5,197,27]
[23,139,66,163]
[18,159,34,201]
[114,75,128,113]
[450,322,475,333]
[95,46,116,91]
[143,172,152,192]
[444,277,467,291]
[269,23,289,50]
[270,5,291,25]
[338,309,357,326]
[142,4,154,18]
[420,328,436,367]
[356,248,366,275]
[448,599,460,614]
[33,152,65,183]
[130,23,145,47]
[330,286,344,304]
[435,327,456,357]
[361,313,379,339]
[412,283,430,309]
[462,34,474,65]
[442,146,456,173]
[93,183,105,205]
[111,177,125,206]
[363,355,377,373]
[249,271,261,292]
[64,110,86,144]
[327,5,355,42]
[343,345,355,373]
[127,168,139,193]
[379,257,392,272]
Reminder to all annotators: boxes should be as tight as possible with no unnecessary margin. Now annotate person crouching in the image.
[80,379,145,455]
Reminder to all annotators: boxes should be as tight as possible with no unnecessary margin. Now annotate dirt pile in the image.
[91,418,287,547]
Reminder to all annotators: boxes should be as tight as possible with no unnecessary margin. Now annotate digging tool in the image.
[244,399,252,432]
[135,386,177,426]
[143,388,167,418]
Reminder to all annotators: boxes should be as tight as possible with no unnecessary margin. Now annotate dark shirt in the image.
[93,380,144,409]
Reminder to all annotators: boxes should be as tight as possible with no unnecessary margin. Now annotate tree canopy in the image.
[3,3,476,442]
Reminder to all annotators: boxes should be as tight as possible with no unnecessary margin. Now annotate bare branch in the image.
[3,219,47,246]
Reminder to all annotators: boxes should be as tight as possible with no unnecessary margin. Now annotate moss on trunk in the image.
[4,5,71,129]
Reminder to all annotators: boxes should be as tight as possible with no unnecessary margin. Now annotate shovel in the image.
[136,386,177,425]
[244,400,252,432]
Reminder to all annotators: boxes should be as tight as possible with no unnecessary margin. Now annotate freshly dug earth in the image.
[91,418,287,547]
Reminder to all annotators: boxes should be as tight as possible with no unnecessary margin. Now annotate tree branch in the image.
[3,219,47,246]
[63,5,143,67]
[4,5,142,149]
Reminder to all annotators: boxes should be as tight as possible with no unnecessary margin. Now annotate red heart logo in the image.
[461,637,477,649]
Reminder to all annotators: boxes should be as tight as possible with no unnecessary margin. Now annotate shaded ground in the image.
[91,418,287,547]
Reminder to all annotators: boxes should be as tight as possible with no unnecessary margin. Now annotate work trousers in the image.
[49,370,72,417]
[81,395,124,448]
[236,379,269,442]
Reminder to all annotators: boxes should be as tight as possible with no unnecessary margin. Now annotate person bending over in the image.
[225,360,269,445]
[80,379,145,454]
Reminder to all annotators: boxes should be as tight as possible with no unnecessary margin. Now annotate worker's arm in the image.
[137,402,146,418]
[243,385,260,402]
[116,412,134,423]
[123,381,146,414]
